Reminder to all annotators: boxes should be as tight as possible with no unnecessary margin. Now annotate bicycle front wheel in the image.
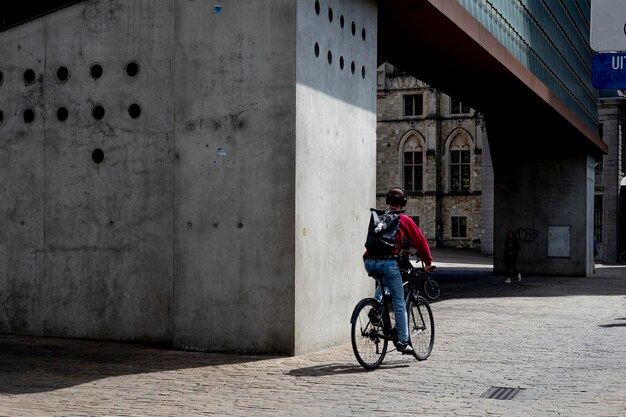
[423,279,441,301]
[407,296,434,360]
[351,298,387,370]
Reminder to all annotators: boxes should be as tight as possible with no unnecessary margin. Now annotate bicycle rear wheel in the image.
[351,298,387,370]
[423,279,440,301]
[407,296,434,360]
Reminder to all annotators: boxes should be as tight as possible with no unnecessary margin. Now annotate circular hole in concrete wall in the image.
[327,50,332,65]
[90,64,103,79]
[351,21,356,36]
[361,66,366,79]
[23,69,36,85]
[315,0,320,15]
[351,61,355,74]
[339,56,344,70]
[57,106,68,121]
[362,27,366,41]
[340,15,344,28]
[92,105,105,120]
[314,42,319,57]
[125,61,139,77]
[328,7,333,22]
[56,66,69,82]
[23,108,35,123]
[128,103,141,119]
[92,148,104,164]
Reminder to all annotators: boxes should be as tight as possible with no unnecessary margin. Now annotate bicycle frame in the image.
[371,274,398,343]
[351,266,436,368]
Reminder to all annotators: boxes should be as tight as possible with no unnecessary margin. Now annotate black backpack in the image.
[365,209,403,255]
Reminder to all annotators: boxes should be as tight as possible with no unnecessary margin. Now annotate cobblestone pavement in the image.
[1,249,625,416]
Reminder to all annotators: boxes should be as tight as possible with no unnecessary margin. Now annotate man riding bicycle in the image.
[362,187,433,354]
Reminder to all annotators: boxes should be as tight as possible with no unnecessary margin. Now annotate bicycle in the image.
[398,250,441,301]
[350,267,435,370]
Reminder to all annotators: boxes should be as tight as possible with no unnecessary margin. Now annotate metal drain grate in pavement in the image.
[481,386,524,400]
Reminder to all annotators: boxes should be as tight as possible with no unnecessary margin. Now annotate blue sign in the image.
[592,53,626,89]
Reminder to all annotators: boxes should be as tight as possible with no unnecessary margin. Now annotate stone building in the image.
[597,91,626,264]
[376,62,626,263]
[376,63,493,253]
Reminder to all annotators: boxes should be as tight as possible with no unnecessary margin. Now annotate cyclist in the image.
[363,187,433,354]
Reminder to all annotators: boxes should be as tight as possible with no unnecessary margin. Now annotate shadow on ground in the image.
[2,250,624,395]
[287,359,409,377]
[0,335,276,395]
[433,264,626,301]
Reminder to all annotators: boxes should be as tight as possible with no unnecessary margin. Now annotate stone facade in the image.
[597,95,626,264]
[376,63,488,250]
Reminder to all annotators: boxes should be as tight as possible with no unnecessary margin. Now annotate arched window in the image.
[449,133,471,191]
[402,134,423,191]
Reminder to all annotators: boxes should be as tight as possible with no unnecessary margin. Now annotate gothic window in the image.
[450,98,470,115]
[449,133,471,191]
[403,135,423,191]
[404,94,423,117]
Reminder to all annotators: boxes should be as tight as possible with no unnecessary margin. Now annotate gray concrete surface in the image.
[490,142,596,277]
[0,0,377,355]
[1,248,624,416]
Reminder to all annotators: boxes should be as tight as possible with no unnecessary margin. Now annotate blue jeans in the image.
[363,258,408,343]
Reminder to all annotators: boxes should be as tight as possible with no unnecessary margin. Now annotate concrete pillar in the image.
[0,0,377,355]
[486,116,594,276]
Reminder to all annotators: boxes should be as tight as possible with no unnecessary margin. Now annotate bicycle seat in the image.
[367,271,386,287]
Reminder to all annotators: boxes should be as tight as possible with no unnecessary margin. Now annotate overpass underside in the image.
[379,0,607,276]
[379,0,605,155]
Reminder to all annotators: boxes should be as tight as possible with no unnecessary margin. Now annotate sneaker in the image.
[368,309,381,326]
[517,273,522,282]
[504,277,511,284]
[396,341,414,354]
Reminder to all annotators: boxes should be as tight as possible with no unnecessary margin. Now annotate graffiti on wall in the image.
[515,228,538,243]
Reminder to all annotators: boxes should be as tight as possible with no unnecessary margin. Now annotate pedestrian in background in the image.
[504,230,521,284]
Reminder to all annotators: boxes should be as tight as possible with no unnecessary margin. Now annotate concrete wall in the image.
[294,0,377,354]
[172,0,298,354]
[0,0,378,355]
[0,22,46,336]
[492,149,592,276]
[0,1,175,343]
